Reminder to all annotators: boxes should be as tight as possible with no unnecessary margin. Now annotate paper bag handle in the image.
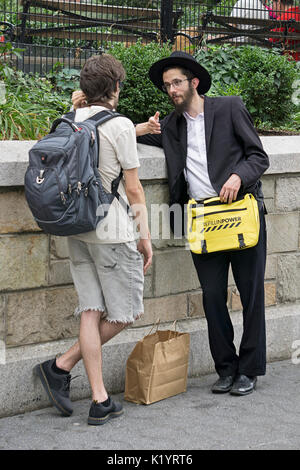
[146,318,160,336]
[168,320,177,340]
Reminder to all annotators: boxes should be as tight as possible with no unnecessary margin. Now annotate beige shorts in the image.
[67,238,144,323]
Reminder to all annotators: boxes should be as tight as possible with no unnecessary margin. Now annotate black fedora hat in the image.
[149,51,211,95]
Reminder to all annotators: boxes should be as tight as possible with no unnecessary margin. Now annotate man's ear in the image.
[192,77,200,90]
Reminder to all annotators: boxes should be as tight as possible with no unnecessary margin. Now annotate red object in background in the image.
[270,7,300,61]
[0,35,5,42]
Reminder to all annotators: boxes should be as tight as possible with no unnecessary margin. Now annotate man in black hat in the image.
[136,51,269,396]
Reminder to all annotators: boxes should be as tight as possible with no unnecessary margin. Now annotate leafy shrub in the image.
[195,44,299,127]
[47,63,80,97]
[108,40,173,122]
[195,44,243,95]
[0,45,70,139]
[237,46,299,126]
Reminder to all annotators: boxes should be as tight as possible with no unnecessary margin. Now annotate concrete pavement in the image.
[0,359,299,451]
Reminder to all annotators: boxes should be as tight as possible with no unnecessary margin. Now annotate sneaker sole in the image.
[87,409,124,426]
[211,386,233,394]
[230,383,257,396]
[33,364,73,417]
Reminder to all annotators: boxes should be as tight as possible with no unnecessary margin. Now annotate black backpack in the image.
[25,110,129,236]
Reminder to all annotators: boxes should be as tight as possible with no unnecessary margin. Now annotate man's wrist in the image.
[135,122,149,136]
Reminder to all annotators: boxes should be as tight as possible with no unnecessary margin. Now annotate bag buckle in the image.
[36,170,45,184]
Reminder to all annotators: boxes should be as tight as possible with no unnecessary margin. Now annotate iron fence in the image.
[1,0,299,73]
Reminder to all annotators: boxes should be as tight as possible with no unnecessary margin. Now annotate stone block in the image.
[144,183,186,249]
[0,295,5,342]
[48,260,73,286]
[266,212,299,253]
[143,275,153,299]
[265,254,277,280]
[278,254,300,302]
[275,177,300,212]
[261,176,275,199]
[231,288,242,311]
[6,287,79,346]
[50,236,70,259]
[153,249,200,297]
[0,190,41,234]
[135,293,188,327]
[0,234,49,291]
[188,291,205,318]
[264,198,274,214]
[265,282,277,306]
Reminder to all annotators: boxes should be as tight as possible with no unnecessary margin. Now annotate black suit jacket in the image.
[137,95,269,204]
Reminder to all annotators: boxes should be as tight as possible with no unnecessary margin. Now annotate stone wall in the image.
[0,137,300,416]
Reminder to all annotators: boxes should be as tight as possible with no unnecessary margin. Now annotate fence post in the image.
[161,0,174,43]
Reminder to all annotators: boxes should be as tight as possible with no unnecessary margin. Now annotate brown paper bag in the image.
[124,320,190,405]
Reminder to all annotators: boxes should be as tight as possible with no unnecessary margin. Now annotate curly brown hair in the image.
[80,54,126,105]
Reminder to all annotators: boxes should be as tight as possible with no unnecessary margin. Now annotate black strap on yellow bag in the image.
[187,193,260,254]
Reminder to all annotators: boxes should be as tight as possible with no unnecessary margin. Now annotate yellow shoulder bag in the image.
[187,193,260,254]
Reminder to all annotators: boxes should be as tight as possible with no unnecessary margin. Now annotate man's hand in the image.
[147,111,161,134]
[219,174,242,204]
[137,238,153,274]
[72,90,87,110]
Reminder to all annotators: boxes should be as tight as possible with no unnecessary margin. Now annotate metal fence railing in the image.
[1,0,300,73]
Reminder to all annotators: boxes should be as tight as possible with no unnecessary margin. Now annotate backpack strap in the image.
[111,170,132,216]
[90,110,132,216]
[65,109,132,215]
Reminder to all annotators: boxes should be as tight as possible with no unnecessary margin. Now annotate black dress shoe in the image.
[211,375,235,393]
[33,358,73,416]
[230,374,257,396]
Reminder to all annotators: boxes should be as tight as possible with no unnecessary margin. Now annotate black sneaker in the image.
[88,397,123,426]
[33,358,73,416]
[211,375,235,393]
[230,374,257,396]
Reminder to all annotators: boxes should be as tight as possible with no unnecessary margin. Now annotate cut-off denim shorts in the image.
[67,238,144,323]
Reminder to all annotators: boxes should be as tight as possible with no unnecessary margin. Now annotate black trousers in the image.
[191,208,267,377]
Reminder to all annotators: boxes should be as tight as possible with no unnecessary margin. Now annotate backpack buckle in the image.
[36,170,45,184]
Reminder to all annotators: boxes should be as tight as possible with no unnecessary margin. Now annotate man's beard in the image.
[170,84,195,115]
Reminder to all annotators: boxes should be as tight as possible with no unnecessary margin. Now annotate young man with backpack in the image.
[33,54,152,425]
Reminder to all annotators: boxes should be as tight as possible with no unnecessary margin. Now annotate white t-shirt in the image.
[230,0,269,42]
[183,111,217,200]
[70,106,140,244]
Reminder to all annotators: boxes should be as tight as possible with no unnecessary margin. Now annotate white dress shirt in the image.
[183,111,217,200]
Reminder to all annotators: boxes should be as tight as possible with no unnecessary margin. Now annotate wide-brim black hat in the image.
[149,51,211,95]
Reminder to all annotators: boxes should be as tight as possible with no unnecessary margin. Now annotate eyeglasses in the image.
[118,80,124,89]
[162,78,193,93]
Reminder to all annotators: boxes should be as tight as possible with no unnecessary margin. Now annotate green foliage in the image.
[108,40,173,122]
[0,66,70,140]
[1,39,300,139]
[195,44,300,127]
[195,45,243,95]
[0,41,24,78]
[237,46,299,126]
[294,111,300,129]
[47,63,80,96]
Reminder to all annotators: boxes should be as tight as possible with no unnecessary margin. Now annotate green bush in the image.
[237,46,299,126]
[195,44,243,95]
[195,44,299,127]
[108,40,173,122]
[0,68,70,139]
[47,63,80,97]
[0,43,70,139]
